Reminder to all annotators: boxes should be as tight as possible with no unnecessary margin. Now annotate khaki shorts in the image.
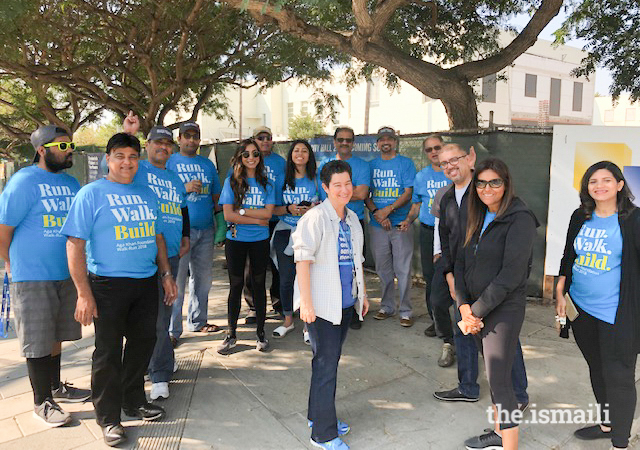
[11,278,82,358]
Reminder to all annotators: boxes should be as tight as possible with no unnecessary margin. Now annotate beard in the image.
[44,149,73,172]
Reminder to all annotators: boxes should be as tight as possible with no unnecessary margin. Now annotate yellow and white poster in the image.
[545,125,640,275]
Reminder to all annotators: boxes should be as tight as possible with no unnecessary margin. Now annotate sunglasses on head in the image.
[241,150,261,158]
[475,178,504,189]
[336,138,354,143]
[425,145,441,153]
[255,135,272,141]
[43,142,75,151]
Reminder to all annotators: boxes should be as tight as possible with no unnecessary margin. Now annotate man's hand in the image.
[162,276,178,305]
[300,299,316,323]
[373,207,391,224]
[380,218,392,231]
[362,295,370,317]
[459,303,482,327]
[433,253,441,263]
[185,179,203,194]
[75,293,98,326]
[123,110,140,135]
[179,237,190,258]
[397,219,410,232]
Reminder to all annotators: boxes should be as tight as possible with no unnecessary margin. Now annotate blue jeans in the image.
[148,256,179,383]
[453,306,529,402]
[273,230,295,316]
[170,228,214,338]
[307,307,352,444]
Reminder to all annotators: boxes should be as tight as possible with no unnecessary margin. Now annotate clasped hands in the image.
[458,303,483,335]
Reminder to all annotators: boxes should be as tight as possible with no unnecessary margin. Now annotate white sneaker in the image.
[173,360,179,373]
[303,330,311,345]
[150,382,169,400]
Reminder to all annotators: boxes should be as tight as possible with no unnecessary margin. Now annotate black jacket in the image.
[559,207,640,358]
[439,184,469,275]
[455,198,539,318]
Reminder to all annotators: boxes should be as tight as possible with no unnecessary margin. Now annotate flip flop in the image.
[272,324,295,338]
[195,323,221,333]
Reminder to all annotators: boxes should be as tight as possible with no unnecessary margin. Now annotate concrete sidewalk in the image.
[0,252,638,449]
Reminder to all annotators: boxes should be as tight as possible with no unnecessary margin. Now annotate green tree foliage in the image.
[0,0,346,139]
[225,0,563,129]
[558,1,640,101]
[288,114,326,140]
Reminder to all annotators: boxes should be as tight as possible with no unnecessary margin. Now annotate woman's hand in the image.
[300,298,316,323]
[459,303,482,327]
[555,276,567,318]
[362,295,369,317]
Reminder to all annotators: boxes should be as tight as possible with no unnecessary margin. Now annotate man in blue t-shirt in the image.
[123,113,190,401]
[166,122,222,343]
[398,135,451,346]
[62,133,177,446]
[317,126,371,329]
[0,125,90,427]
[365,126,417,327]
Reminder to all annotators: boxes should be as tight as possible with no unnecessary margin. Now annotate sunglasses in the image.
[425,145,442,153]
[43,142,75,151]
[255,135,272,141]
[241,150,261,158]
[475,178,504,189]
[336,138,354,143]
[183,133,200,140]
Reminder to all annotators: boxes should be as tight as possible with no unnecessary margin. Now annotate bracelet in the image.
[371,208,379,215]
[160,271,172,279]
[286,204,293,214]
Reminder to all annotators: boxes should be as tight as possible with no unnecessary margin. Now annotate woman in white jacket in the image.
[292,160,369,450]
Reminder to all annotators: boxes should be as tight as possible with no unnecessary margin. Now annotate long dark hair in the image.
[579,161,635,220]
[284,139,316,191]
[229,139,269,209]
[465,158,515,246]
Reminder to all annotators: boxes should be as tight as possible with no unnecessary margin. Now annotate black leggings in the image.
[478,302,525,430]
[571,304,637,448]
[225,239,270,340]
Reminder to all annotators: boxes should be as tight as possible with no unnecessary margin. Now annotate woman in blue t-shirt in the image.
[271,140,318,340]
[557,161,640,450]
[218,139,275,354]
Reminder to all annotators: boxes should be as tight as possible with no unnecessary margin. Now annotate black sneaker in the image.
[349,312,362,330]
[433,387,479,402]
[424,323,436,337]
[123,402,165,421]
[52,381,91,403]
[245,311,257,324]
[464,430,502,449]
[574,424,611,440]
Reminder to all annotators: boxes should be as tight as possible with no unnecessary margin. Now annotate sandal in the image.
[195,323,222,333]
[272,324,295,338]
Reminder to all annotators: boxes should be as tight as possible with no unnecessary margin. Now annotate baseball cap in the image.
[147,125,175,143]
[179,122,200,135]
[377,126,397,141]
[252,126,272,138]
[31,125,71,163]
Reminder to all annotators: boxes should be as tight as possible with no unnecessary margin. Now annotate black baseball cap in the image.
[31,125,71,163]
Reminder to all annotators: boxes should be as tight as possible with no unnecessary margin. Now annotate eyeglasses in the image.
[475,178,504,189]
[425,145,441,153]
[255,135,272,141]
[336,138,354,143]
[438,155,466,169]
[43,142,75,151]
[241,150,261,158]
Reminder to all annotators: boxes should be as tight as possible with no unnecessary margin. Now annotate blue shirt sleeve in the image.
[352,159,371,187]
[0,174,37,227]
[411,170,424,203]
[265,181,276,205]
[60,187,95,240]
[402,157,417,188]
[219,178,233,205]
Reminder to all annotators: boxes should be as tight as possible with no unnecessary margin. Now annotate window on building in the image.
[482,74,497,103]
[572,82,583,112]
[287,102,294,121]
[301,101,308,115]
[626,108,636,122]
[604,110,614,122]
[525,74,537,98]
[550,78,561,116]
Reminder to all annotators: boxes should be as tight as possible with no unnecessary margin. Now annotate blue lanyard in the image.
[1,273,10,338]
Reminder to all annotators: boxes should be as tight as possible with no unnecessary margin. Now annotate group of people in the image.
[0,118,638,450]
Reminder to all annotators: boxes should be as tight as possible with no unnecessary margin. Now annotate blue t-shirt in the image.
[278,176,319,227]
[133,161,187,258]
[481,211,496,236]
[166,154,221,230]
[219,177,276,242]
[369,155,416,227]
[569,213,622,324]
[61,178,165,278]
[338,220,356,308]
[412,166,450,226]
[318,155,371,220]
[0,165,80,282]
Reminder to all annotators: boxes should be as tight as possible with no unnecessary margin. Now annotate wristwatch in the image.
[160,271,172,279]
[239,208,246,216]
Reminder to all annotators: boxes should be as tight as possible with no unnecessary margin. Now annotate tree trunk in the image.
[439,81,479,130]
